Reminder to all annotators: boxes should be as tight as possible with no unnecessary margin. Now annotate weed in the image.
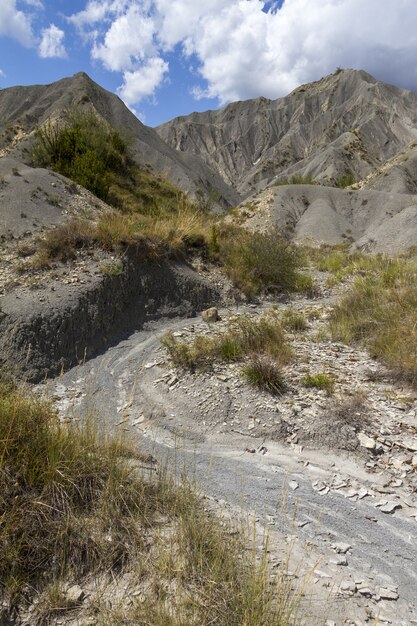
[282,309,308,332]
[99,259,124,276]
[162,311,293,370]
[243,355,287,395]
[301,372,335,394]
[330,255,417,385]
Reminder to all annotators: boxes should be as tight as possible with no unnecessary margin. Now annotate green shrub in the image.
[32,109,130,202]
[335,172,355,188]
[274,174,315,186]
[301,372,335,394]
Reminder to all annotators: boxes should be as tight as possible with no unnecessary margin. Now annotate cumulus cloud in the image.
[118,56,169,103]
[0,0,36,46]
[92,5,155,71]
[39,23,67,58]
[0,69,5,77]
[68,0,417,108]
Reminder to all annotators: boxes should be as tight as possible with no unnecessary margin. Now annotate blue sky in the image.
[0,0,416,127]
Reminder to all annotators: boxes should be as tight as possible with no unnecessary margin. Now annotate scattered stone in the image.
[65,585,85,605]
[401,438,417,452]
[201,307,220,323]
[333,542,351,554]
[358,432,376,450]
[379,502,402,514]
[378,587,399,601]
[330,555,348,566]
[289,480,299,491]
[339,580,356,594]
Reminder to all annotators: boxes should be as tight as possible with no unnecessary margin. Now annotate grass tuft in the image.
[0,379,301,624]
[162,311,293,371]
[243,356,287,395]
[301,372,335,394]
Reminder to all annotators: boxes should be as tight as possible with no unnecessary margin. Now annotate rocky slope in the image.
[0,72,239,208]
[157,69,417,197]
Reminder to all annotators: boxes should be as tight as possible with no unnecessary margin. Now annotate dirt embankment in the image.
[0,250,218,383]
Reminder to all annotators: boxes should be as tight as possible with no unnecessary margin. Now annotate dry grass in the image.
[243,355,287,395]
[162,311,293,371]
[330,255,417,385]
[0,377,302,625]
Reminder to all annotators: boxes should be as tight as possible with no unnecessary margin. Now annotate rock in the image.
[289,480,299,491]
[339,579,356,594]
[65,585,85,604]
[331,555,348,566]
[333,542,351,554]
[402,438,417,452]
[379,502,402,514]
[358,432,376,450]
[201,307,220,323]
[378,587,399,600]
[412,454,417,467]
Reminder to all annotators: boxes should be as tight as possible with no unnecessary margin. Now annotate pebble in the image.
[358,432,376,450]
[379,502,402,514]
[333,542,351,554]
[289,480,299,491]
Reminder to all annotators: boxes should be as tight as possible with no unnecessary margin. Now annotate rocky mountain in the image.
[0,72,239,208]
[157,69,417,197]
[157,68,417,250]
[2,68,417,251]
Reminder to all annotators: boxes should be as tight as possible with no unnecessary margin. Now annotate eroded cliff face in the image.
[157,69,417,196]
[0,251,218,382]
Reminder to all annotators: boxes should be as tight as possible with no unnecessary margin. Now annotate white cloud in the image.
[0,0,35,46]
[118,56,168,104]
[21,0,43,7]
[0,69,5,77]
[68,0,417,108]
[92,5,155,71]
[39,23,67,58]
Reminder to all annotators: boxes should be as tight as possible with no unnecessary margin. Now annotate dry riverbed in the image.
[45,272,417,625]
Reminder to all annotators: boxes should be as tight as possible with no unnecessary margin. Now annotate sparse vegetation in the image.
[274,174,315,186]
[162,311,292,372]
[243,355,287,395]
[29,111,310,298]
[335,172,355,188]
[301,372,335,394]
[282,308,308,332]
[0,377,300,625]
[330,254,417,385]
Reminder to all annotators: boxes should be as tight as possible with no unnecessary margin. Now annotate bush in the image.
[243,356,287,395]
[282,308,308,332]
[218,227,304,296]
[32,109,130,202]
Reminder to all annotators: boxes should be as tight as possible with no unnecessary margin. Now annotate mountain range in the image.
[2,68,417,251]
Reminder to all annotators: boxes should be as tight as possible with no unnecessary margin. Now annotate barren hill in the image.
[0,72,239,208]
[157,68,417,197]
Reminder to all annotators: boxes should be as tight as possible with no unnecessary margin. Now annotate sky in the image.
[1,0,417,127]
